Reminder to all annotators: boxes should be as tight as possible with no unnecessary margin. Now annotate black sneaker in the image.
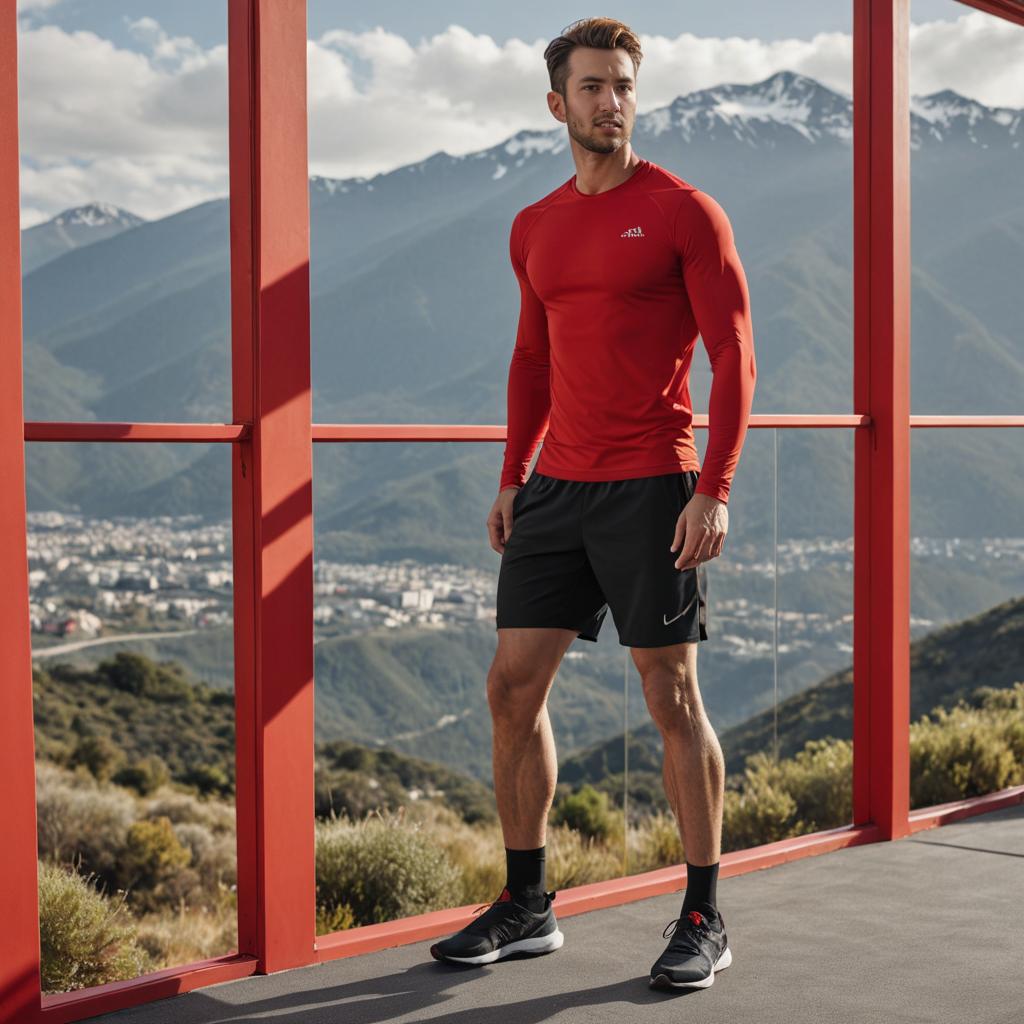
[429,886,564,965]
[649,906,732,990]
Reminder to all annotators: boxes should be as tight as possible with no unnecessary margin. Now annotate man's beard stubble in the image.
[564,100,631,155]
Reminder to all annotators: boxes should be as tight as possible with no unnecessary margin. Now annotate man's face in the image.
[550,46,637,154]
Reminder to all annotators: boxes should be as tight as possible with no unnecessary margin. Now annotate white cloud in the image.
[18,21,228,228]
[304,22,862,181]
[907,12,1024,105]
[17,11,1024,229]
[300,12,1024,181]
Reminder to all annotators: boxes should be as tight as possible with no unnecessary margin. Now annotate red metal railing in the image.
[21,414,1024,446]
[3,1,1023,1022]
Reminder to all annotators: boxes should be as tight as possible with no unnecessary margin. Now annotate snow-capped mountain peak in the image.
[50,201,144,229]
[912,87,1022,146]
[304,71,1021,202]
[645,70,854,145]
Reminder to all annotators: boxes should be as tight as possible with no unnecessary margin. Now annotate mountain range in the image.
[21,71,1023,857]
[21,201,145,276]
[19,69,1023,566]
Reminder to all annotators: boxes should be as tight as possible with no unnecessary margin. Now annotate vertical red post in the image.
[228,0,317,970]
[0,4,43,1022]
[852,0,912,838]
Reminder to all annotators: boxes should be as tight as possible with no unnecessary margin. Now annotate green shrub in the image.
[722,738,852,851]
[38,860,150,994]
[316,901,356,934]
[910,690,1024,806]
[68,734,123,782]
[112,755,170,796]
[36,770,135,886]
[97,652,194,703]
[330,744,372,772]
[315,809,461,928]
[723,770,801,850]
[117,817,192,911]
[550,783,619,842]
[181,762,231,798]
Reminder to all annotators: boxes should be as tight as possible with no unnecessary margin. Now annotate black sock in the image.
[681,860,719,917]
[505,846,546,911]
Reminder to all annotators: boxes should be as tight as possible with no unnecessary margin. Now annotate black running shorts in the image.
[495,470,709,648]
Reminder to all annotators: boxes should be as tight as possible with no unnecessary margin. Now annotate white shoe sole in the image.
[434,927,564,965]
[650,944,732,989]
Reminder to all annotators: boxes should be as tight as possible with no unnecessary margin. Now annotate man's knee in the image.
[639,663,704,735]
[486,666,548,726]
[488,628,570,725]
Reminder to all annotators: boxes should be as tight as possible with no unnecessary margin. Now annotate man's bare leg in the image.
[637,641,731,988]
[488,626,578,848]
[632,641,725,869]
[428,627,575,962]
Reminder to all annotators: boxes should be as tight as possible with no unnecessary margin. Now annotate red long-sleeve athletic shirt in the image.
[499,157,756,504]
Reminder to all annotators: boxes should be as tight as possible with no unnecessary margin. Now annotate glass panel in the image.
[624,426,856,872]
[306,2,855,425]
[909,429,1024,809]
[17,4,231,424]
[312,440,634,935]
[908,3,1024,808]
[909,1,1023,415]
[29,442,236,995]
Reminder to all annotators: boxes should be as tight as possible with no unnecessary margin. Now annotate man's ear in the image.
[547,90,566,125]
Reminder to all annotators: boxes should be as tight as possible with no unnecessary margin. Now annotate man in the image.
[430,16,756,991]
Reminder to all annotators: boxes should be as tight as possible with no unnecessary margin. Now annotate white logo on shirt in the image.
[620,225,645,238]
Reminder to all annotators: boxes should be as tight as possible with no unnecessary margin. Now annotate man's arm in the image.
[675,190,757,505]
[499,213,552,492]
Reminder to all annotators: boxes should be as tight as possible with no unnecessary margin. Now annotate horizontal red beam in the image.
[954,0,1024,28]
[311,414,872,441]
[908,783,1024,832]
[907,415,1024,428]
[39,954,258,1024]
[24,415,871,445]
[22,415,1024,445]
[24,423,251,443]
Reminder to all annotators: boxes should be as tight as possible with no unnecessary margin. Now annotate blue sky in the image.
[18,0,972,49]
[15,1,1022,227]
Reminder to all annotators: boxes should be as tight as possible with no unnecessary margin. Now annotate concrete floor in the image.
[83,802,1024,1024]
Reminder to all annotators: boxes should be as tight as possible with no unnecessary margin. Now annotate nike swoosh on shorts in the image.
[663,589,698,625]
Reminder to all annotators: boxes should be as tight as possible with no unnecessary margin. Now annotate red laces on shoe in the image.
[662,909,713,940]
[473,886,513,915]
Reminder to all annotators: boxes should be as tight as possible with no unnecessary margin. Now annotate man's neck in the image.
[572,150,641,195]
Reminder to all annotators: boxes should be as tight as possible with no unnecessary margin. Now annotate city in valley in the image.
[26,512,1024,663]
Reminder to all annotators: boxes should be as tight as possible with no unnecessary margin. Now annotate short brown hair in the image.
[543,17,644,97]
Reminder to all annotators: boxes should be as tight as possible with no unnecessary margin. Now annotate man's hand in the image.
[488,486,521,554]
[671,492,728,570]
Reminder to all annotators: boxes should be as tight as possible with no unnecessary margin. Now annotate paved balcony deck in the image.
[85,803,1023,1024]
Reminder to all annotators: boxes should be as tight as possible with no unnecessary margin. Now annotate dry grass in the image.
[132,895,239,965]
